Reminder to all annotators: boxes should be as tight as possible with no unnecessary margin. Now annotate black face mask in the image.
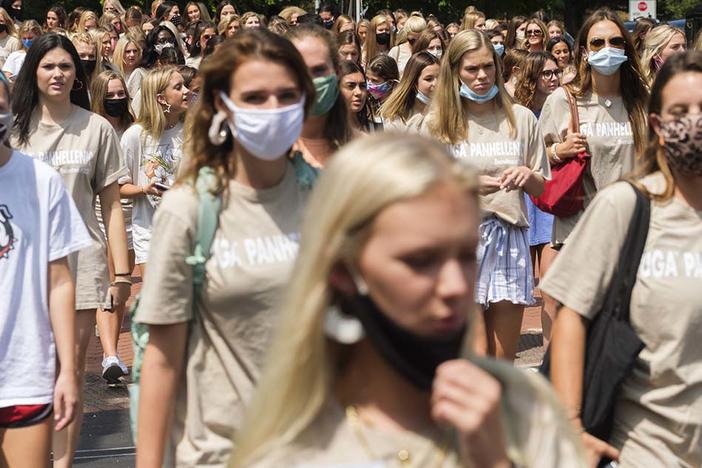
[9,7,22,21]
[104,98,128,117]
[81,59,96,75]
[323,19,334,29]
[376,32,390,45]
[339,292,467,391]
[0,24,7,34]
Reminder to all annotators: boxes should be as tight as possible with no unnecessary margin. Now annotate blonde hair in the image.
[462,9,485,30]
[0,8,17,36]
[77,10,98,33]
[137,66,179,141]
[71,32,102,84]
[428,29,516,144]
[230,133,480,467]
[218,14,240,36]
[113,34,143,75]
[695,30,702,52]
[17,20,42,50]
[380,51,439,122]
[640,25,685,84]
[89,70,135,130]
[362,14,389,67]
[395,15,426,45]
[103,0,127,16]
[279,6,306,24]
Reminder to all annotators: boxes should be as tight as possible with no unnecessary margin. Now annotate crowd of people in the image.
[0,1,700,467]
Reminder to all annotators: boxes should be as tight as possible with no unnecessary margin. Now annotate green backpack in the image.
[128,156,318,441]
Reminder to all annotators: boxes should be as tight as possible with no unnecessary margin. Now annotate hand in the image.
[499,166,533,192]
[141,181,164,197]
[431,360,511,468]
[479,175,502,195]
[110,283,131,307]
[557,132,588,159]
[54,370,78,431]
[581,430,620,467]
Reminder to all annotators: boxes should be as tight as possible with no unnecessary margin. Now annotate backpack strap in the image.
[185,166,222,296]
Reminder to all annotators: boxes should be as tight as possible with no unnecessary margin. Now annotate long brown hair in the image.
[179,29,315,190]
[90,70,135,131]
[567,8,649,155]
[632,51,702,201]
[380,51,438,122]
[513,51,556,111]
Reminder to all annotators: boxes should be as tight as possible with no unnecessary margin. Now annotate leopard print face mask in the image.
[659,113,702,176]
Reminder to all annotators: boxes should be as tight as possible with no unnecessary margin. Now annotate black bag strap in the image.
[603,182,651,321]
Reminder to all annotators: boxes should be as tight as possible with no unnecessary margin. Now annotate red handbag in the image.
[530,89,590,218]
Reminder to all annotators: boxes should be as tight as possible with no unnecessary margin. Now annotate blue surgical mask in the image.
[587,47,628,76]
[459,82,499,103]
[22,38,33,49]
[416,90,431,104]
[493,43,505,56]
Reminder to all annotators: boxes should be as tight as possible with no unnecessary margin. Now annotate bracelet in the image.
[551,142,562,163]
[114,272,131,277]
[112,278,132,286]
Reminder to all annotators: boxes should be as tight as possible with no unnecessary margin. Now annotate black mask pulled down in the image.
[339,293,467,391]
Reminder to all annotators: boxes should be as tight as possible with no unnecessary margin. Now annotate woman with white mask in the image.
[538,8,649,246]
[134,29,316,467]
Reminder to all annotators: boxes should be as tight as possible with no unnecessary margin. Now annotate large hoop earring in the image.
[208,111,229,145]
[72,79,84,90]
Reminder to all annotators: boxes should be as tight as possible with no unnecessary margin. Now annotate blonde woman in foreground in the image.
[230,134,586,468]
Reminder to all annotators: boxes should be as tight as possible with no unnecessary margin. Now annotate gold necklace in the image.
[345,406,449,467]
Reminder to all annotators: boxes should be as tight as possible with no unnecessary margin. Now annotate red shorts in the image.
[0,404,53,428]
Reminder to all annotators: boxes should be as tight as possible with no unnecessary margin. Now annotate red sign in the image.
[638,1,648,11]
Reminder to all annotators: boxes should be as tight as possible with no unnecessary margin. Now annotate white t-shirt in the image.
[0,152,91,407]
[118,122,184,263]
[1,49,25,80]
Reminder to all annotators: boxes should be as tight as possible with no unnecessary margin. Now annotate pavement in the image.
[76,269,547,466]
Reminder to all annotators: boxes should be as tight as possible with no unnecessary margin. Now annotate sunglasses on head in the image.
[526,29,543,37]
[589,36,626,51]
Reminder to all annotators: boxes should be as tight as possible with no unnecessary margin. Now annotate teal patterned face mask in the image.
[311,73,339,116]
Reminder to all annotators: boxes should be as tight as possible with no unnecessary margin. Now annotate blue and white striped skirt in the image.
[475,215,535,307]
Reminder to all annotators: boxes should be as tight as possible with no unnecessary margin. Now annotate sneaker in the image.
[102,355,127,384]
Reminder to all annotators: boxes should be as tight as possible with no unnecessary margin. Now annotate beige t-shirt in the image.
[538,87,636,243]
[12,106,126,309]
[0,34,19,68]
[136,164,308,467]
[246,361,585,468]
[441,104,550,227]
[540,172,702,467]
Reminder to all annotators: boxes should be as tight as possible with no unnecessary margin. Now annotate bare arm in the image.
[48,256,78,431]
[99,182,130,305]
[136,322,188,468]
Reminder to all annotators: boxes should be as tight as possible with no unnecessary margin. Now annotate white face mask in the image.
[428,48,442,59]
[220,92,305,161]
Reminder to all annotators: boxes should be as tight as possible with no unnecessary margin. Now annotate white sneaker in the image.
[102,355,127,384]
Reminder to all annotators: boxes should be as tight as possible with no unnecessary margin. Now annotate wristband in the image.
[114,272,131,277]
[551,142,562,163]
[112,277,132,286]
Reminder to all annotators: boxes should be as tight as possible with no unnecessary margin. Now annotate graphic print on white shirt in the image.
[0,204,15,260]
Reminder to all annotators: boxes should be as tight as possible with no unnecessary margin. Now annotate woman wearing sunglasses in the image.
[522,19,547,53]
[538,8,648,247]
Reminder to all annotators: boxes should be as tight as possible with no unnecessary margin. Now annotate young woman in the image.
[287,24,353,168]
[462,7,486,30]
[185,1,211,23]
[339,60,370,132]
[332,14,354,34]
[632,16,656,56]
[640,25,687,85]
[240,12,260,29]
[356,18,369,46]
[505,15,527,50]
[546,36,575,84]
[538,8,648,246]
[44,5,67,32]
[366,54,399,129]
[135,29,315,467]
[76,10,98,33]
[118,67,188,274]
[0,7,18,68]
[546,20,565,39]
[337,30,361,65]
[523,18,547,52]
[446,22,459,41]
[141,25,184,70]
[543,51,702,467]
[412,29,445,59]
[380,51,439,130]
[513,51,561,346]
[278,6,305,27]
[387,15,426,76]
[102,0,126,17]
[215,0,237,25]
[2,19,40,81]
[361,14,391,68]
[502,48,527,98]
[113,34,144,99]
[71,33,101,88]
[90,71,136,385]
[424,30,548,361]
[185,20,216,68]
[0,74,87,468]
[230,133,586,468]
[219,14,240,38]
[487,29,505,57]
[124,6,144,29]
[10,33,129,468]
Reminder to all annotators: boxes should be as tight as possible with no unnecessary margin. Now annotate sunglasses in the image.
[526,29,543,37]
[589,36,626,51]
[541,69,563,79]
